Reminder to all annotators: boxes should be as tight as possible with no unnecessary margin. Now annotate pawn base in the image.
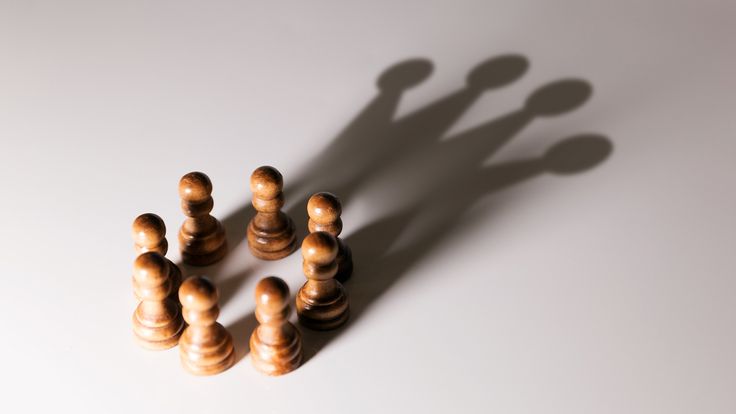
[249,330,302,376]
[297,310,349,331]
[179,324,235,376]
[181,349,235,376]
[248,237,296,261]
[181,242,228,266]
[133,330,182,350]
[247,214,297,260]
[132,307,184,351]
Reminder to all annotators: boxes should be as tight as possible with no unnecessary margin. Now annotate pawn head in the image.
[132,213,166,248]
[543,134,613,174]
[250,166,283,199]
[178,276,218,311]
[307,192,342,224]
[525,79,592,116]
[466,54,529,90]
[255,276,290,313]
[301,231,338,265]
[179,171,213,202]
[133,251,169,286]
[377,58,433,92]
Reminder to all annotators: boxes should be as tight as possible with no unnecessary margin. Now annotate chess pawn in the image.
[247,166,296,260]
[249,276,303,376]
[132,252,184,350]
[178,172,227,266]
[132,213,182,299]
[307,192,353,282]
[178,276,235,375]
[296,232,349,330]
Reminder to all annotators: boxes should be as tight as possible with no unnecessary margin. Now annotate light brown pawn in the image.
[178,276,235,375]
[132,252,184,350]
[247,166,296,260]
[307,192,353,282]
[249,276,303,376]
[296,232,349,330]
[178,172,227,266]
[132,213,182,300]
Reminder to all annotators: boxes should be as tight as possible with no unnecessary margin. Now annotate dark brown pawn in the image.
[132,252,184,350]
[249,276,303,376]
[132,213,182,299]
[247,166,296,260]
[178,172,227,266]
[178,276,235,376]
[307,192,353,282]
[296,232,349,330]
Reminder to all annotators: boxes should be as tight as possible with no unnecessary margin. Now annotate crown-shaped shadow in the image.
[214,54,613,364]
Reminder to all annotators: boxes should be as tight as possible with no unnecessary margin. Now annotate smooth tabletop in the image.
[1,1,734,413]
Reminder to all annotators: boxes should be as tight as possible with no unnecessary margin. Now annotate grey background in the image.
[1,1,734,413]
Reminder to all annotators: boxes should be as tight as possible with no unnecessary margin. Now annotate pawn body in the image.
[307,192,353,282]
[247,166,296,260]
[132,213,182,299]
[249,276,302,376]
[296,232,349,330]
[178,172,227,266]
[178,276,235,375]
[132,252,184,350]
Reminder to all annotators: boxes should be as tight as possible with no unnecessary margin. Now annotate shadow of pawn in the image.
[540,134,613,174]
[341,133,613,337]
[439,78,594,158]
[392,54,531,151]
[283,58,436,237]
[217,266,257,309]
[285,55,531,234]
[355,78,594,226]
[227,312,259,364]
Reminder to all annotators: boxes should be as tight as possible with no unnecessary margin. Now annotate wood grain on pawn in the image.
[249,276,303,376]
[296,232,349,330]
[178,276,235,375]
[132,252,184,350]
[247,166,296,260]
[307,192,353,282]
[178,172,227,266]
[132,213,182,299]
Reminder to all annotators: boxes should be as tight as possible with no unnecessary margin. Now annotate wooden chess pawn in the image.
[296,232,349,330]
[307,192,353,282]
[247,166,296,260]
[178,276,235,375]
[249,276,303,376]
[178,172,227,266]
[132,252,184,350]
[132,213,182,299]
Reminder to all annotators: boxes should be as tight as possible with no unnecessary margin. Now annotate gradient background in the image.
[1,1,734,413]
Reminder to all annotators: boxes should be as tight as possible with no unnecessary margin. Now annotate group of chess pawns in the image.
[131,166,352,376]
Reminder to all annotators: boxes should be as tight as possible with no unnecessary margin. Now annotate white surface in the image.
[1,1,735,413]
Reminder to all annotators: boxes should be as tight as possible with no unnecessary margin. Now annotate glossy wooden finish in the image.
[249,276,303,376]
[247,166,296,260]
[296,232,349,330]
[132,213,182,300]
[178,172,227,266]
[132,252,184,350]
[178,276,235,375]
[307,192,353,282]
